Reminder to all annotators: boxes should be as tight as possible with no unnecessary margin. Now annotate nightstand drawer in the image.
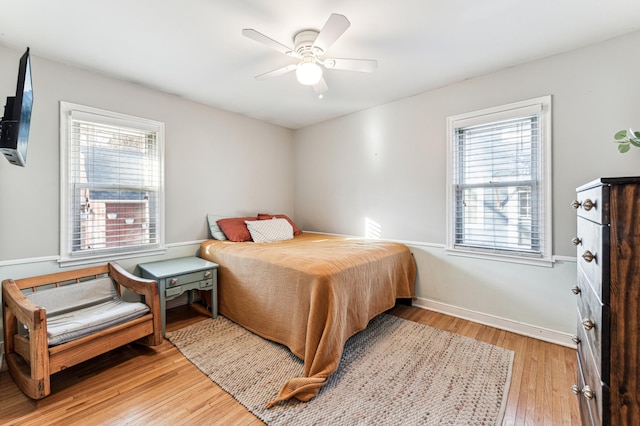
[166,286,182,297]
[200,279,213,289]
[166,278,213,298]
[167,269,214,287]
[137,257,219,337]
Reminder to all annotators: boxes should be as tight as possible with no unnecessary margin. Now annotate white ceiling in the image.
[1,0,639,129]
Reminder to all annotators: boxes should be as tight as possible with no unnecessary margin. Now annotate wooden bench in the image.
[2,262,162,399]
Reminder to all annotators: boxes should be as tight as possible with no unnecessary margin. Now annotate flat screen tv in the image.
[0,48,33,167]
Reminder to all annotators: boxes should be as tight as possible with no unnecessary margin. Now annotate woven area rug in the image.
[166,314,513,425]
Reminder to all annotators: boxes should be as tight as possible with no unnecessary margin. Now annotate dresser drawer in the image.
[576,354,609,426]
[573,178,640,426]
[576,355,596,426]
[576,217,610,303]
[576,296,609,384]
[574,184,610,224]
[576,274,610,382]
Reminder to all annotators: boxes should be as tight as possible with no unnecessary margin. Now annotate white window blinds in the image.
[446,96,552,265]
[60,102,164,264]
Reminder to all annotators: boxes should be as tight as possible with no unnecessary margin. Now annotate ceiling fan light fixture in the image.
[244,14,376,95]
[296,61,323,86]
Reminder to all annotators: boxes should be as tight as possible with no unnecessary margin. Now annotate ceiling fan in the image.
[243,13,377,98]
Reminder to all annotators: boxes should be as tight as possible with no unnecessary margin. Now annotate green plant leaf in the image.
[618,143,631,153]
[614,130,628,140]
[633,131,640,138]
[630,137,640,148]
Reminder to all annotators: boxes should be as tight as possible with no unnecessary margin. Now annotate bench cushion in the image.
[25,277,150,346]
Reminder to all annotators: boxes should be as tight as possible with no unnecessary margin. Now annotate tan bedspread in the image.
[199,233,416,407]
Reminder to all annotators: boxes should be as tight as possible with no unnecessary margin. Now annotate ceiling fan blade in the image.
[323,58,377,72]
[255,64,298,81]
[242,29,295,56]
[313,78,328,98]
[312,13,350,53]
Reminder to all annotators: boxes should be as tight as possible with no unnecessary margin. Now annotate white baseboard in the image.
[413,297,576,348]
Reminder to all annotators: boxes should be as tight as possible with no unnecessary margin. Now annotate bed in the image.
[199,231,416,407]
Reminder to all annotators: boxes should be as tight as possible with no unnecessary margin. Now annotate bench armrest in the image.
[2,278,49,389]
[108,262,162,345]
[108,262,156,296]
[2,278,46,330]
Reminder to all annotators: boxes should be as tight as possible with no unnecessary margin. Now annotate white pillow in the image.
[207,214,228,240]
[245,218,294,243]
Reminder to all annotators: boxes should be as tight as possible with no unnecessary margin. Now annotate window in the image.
[60,102,165,265]
[446,96,552,266]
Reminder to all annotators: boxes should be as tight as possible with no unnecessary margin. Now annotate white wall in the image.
[2,31,639,348]
[0,45,294,344]
[0,45,293,264]
[293,31,640,343]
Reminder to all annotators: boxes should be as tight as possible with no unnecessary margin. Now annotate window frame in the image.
[445,96,553,267]
[59,101,165,266]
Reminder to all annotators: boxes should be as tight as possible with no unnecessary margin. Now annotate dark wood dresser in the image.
[571,177,640,425]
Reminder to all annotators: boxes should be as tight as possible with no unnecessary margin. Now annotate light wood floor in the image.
[0,303,580,425]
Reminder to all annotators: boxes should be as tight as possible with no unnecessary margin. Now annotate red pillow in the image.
[257,213,302,235]
[216,216,257,242]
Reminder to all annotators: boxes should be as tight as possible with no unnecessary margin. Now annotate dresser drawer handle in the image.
[571,285,581,295]
[170,278,179,286]
[571,199,596,211]
[572,385,595,400]
[571,335,581,345]
[571,237,582,246]
[582,318,595,331]
[204,270,212,278]
[582,251,595,263]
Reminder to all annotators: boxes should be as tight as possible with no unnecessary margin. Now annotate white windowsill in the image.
[58,247,167,268]
[446,247,555,268]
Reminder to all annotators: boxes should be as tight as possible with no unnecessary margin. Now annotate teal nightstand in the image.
[138,257,218,336]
